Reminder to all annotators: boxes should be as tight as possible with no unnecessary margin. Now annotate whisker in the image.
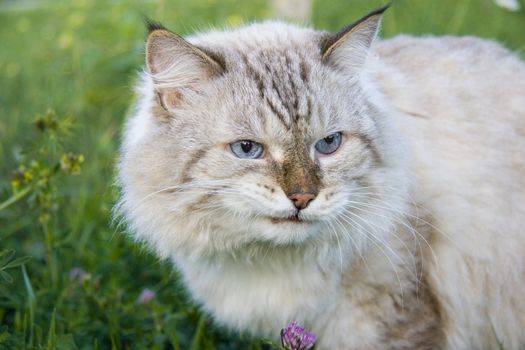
[346,184,455,247]
[344,199,439,266]
[123,180,245,214]
[337,212,406,300]
[325,220,345,272]
[345,204,420,281]
[331,216,371,273]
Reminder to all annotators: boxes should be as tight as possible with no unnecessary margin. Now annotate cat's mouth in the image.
[270,213,303,224]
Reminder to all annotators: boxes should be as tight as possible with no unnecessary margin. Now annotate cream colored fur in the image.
[375,36,525,348]
[117,15,525,349]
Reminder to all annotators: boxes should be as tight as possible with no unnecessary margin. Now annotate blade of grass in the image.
[449,0,472,34]
[189,314,206,350]
[22,265,36,348]
[46,308,56,350]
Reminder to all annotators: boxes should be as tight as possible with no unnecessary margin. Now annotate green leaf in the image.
[22,266,36,304]
[22,265,36,348]
[3,256,32,270]
[0,271,13,284]
[0,250,15,267]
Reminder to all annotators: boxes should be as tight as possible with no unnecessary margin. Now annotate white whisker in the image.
[343,204,421,284]
[325,220,345,272]
[337,211,405,300]
[345,199,439,267]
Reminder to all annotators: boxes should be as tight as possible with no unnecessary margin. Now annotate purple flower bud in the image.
[137,288,156,305]
[281,322,317,350]
[69,267,89,282]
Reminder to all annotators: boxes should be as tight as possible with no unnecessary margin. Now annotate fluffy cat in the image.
[117,6,525,349]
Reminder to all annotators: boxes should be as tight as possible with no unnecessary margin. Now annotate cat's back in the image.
[374,34,525,200]
[375,35,525,128]
[375,35,525,203]
[374,35,525,348]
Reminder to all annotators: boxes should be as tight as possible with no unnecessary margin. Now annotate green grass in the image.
[0,0,524,349]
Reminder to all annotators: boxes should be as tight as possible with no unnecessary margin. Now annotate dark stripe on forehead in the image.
[241,50,314,130]
[268,63,297,127]
[291,93,313,130]
[243,53,293,129]
[284,54,300,120]
[265,96,291,129]
[270,78,294,127]
[242,55,264,99]
[271,78,286,106]
[305,95,313,121]
[299,60,310,84]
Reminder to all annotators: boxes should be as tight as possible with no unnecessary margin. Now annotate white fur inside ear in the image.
[146,30,221,109]
[323,15,382,71]
[148,45,209,90]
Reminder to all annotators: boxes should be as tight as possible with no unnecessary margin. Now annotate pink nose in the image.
[288,193,316,210]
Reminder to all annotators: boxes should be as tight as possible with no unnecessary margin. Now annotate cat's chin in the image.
[269,214,301,224]
[249,215,322,244]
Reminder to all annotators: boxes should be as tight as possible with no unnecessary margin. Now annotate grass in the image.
[0,0,524,349]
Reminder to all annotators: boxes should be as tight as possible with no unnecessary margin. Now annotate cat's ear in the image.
[321,5,388,70]
[145,22,224,111]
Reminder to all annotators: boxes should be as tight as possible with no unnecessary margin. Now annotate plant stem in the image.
[41,218,58,288]
[0,187,32,212]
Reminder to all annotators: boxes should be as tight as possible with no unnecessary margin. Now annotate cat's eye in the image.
[230,140,264,159]
[315,132,342,155]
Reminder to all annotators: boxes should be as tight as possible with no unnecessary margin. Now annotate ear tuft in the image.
[144,18,167,34]
[321,4,389,70]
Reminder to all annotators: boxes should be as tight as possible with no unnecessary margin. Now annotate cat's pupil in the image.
[241,141,253,153]
[325,136,334,144]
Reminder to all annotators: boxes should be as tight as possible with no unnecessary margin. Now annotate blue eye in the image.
[315,132,342,155]
[230,140,264,159]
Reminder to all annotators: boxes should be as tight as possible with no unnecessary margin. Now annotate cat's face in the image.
[119,15,407,260]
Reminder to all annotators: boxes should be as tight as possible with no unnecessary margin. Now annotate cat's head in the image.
[118,6,409,261]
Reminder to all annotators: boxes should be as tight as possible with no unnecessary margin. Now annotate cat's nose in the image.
[288,193,316,210]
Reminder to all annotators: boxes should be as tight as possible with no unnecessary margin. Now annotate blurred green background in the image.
[0,0,524,349]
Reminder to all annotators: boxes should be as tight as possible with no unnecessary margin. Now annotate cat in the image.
[117,5,525,349]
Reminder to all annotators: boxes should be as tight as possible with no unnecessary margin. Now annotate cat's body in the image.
[376,36,525,348]
[118,9,525,349]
